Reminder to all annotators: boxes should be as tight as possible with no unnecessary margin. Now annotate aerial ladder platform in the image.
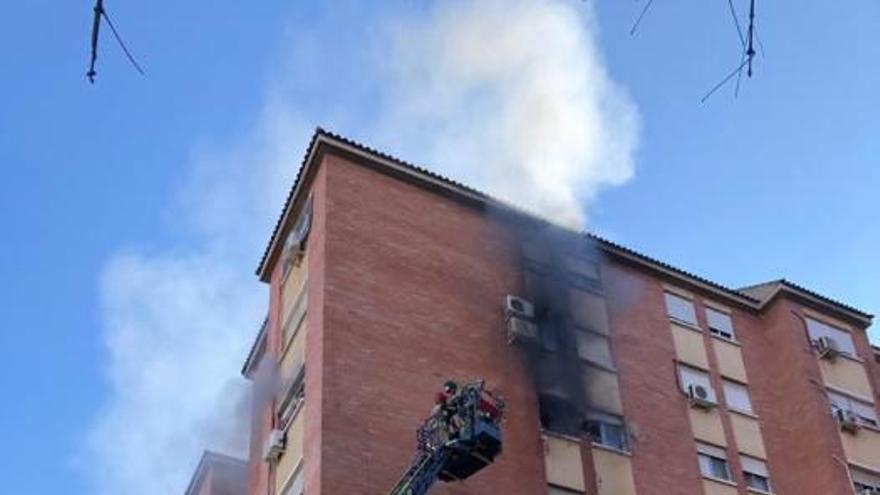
[387,380,505,495]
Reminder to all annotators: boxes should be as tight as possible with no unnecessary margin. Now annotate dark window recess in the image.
[709,327,733,340]
[698,453,732,481]
[745,473,771,492]
[538,394,581,436]
[541,326,559,352]
[584,418,627,451]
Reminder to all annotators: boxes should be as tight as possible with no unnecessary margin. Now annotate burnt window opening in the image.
[538,393,582,436]
[584,412,627,451]
[541,326,559,352]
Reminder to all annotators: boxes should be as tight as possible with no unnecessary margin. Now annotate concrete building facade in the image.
[241,129,880,495]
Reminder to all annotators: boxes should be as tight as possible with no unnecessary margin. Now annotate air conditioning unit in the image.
[816,336,840,360]
[262,428,286,462]
[687,384,716,410]
[834,408,861,433]
[505,295,535,320]
[507,317,539,344]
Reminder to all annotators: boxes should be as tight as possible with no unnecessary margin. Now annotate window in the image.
[541,326,558,352]
[852,466,880,494]
[678,365,717,402]
[575,330,614,369]
[281,466,304,495]
[569,289,610,335]
[277,364,305,429]
[706,307,735,340]
[806,317,856,357]
[665,292,697,326]
[282,283,308,350]
[584,412,627,451]
[741,456,771,493]
[723,380,753,414]
[827,390,879,427]
[696,443,732,481]
[565,256,601,289]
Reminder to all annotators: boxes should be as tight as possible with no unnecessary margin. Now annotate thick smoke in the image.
[83,1,638,493]
[381,0,639,228]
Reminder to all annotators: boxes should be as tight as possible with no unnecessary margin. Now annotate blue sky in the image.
[1,1,878,494]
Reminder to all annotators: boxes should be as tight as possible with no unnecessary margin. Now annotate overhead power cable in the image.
[86,0,145,83]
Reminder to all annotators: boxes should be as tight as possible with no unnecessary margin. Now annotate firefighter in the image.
[434,380,460,439]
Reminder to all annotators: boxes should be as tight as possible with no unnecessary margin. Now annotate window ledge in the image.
[746,488,773,495]
[729,409,760,420]
[839,353,865,364]
[580,358,618,374]
[542,429,584,444]
[710,334,741,347]
[590,442,631,457]
[702,475,738,488]
[670,318,702,332]
[825,384,875,405]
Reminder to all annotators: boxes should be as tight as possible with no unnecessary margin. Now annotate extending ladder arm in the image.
[387,448,449,495]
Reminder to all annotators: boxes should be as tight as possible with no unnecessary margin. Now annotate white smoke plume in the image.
[83,1,638,494]
[380,0,639,227]
[83,109,308,495]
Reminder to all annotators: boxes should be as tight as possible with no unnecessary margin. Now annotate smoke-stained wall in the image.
[512,221,626,441]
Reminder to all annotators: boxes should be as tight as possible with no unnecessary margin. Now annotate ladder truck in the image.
[387,380,505,495]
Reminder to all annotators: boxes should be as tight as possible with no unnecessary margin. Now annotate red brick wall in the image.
[603,261,704,495]
[316,153,545,494]
[250,144,875,495]
[741,299,851,495]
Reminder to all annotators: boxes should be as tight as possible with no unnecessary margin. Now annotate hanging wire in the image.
[102,9,145,76]
[86,0,145,83]
[629,0,656,36]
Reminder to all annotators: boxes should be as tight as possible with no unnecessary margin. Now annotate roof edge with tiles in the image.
[255,128,873,324]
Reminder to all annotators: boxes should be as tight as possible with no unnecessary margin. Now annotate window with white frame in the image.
[696,442,732,481]
[678,365,717,402]
[706,307,735,340]
[806,317,856,357]
[584,411,627,451]
[723,380,753,414]
[827,390,879,427]
[665,292,698,326]
[741,455,771,493]
[852,466,880,494]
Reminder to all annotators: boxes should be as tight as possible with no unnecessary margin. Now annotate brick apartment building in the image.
[238,129,880,495]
